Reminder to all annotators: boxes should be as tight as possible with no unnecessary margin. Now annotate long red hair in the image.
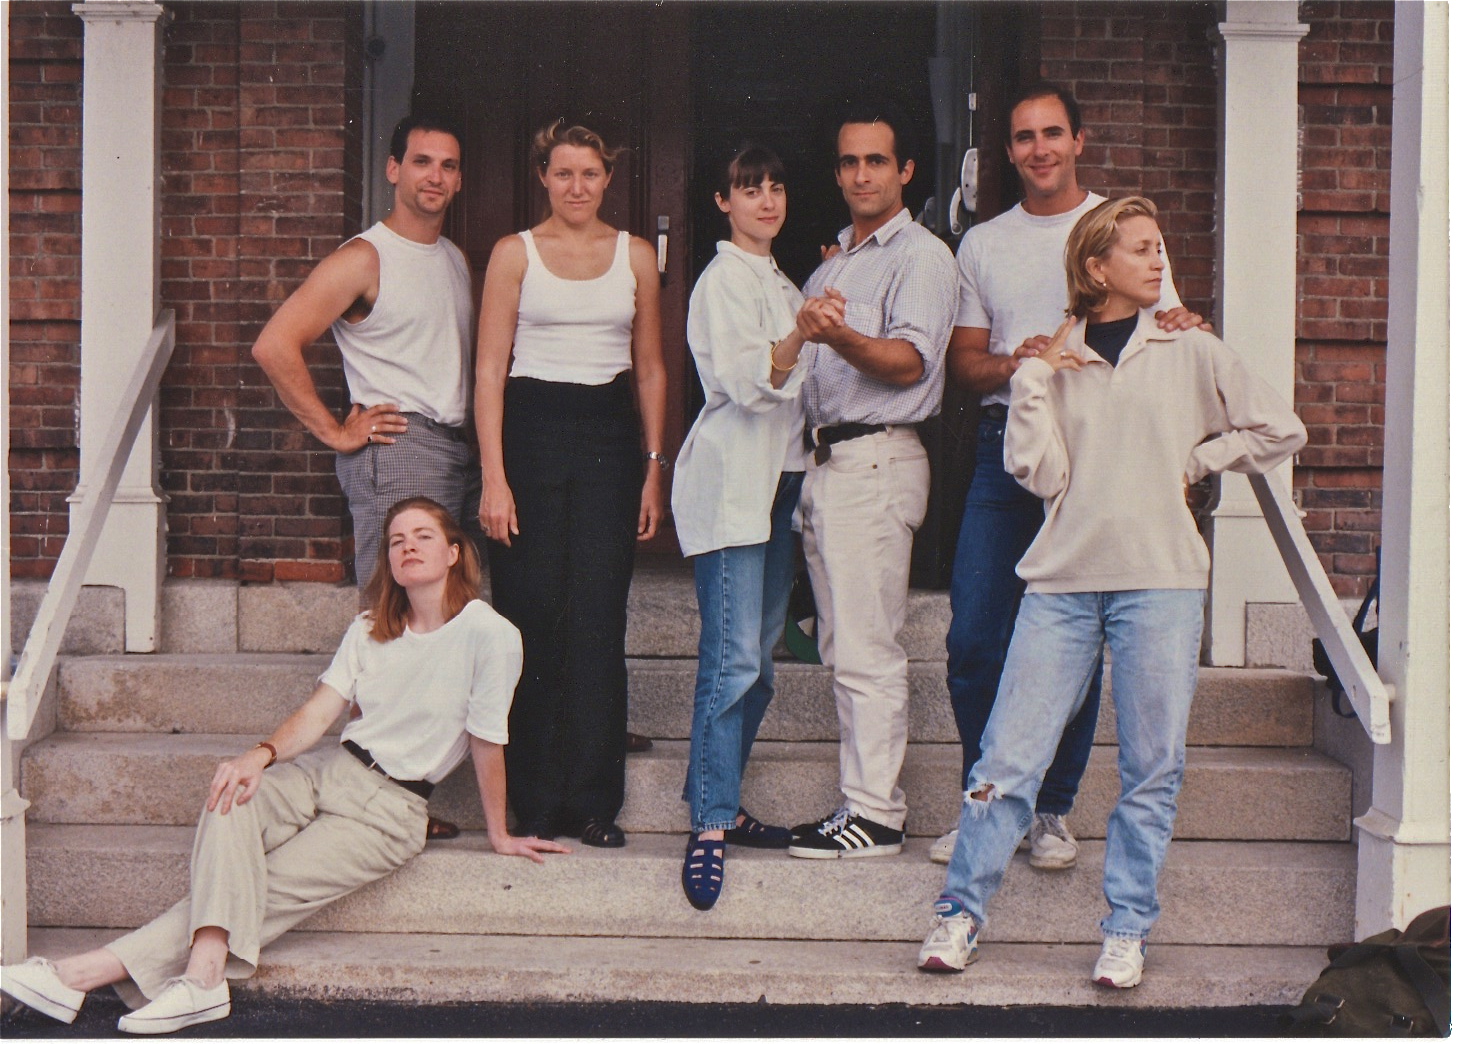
[363,496,481,642]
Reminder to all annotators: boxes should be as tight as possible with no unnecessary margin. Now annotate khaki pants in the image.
[800,426,929,830]
[106,747,427,1007]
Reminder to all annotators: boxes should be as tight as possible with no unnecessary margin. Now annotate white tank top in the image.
[329,222,473,426]
[509,229,636,385]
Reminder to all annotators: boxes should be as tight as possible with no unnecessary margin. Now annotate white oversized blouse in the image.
[672,241,806,557]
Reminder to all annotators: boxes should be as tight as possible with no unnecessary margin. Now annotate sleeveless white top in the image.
[509,229,636,385]
[329,222,473,426]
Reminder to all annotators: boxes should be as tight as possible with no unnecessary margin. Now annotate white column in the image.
[69,1,167,652]
[1353,0,1450,938]
[1205,3,1309,666]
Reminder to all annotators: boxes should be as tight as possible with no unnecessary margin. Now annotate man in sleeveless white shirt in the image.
[252,114,478,588]
[936,82,1206,871]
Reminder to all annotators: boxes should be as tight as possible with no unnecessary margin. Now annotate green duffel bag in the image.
[1279,906,1450,1037]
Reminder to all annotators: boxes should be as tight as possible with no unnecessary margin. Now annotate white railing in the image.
[4,311,176,739]
[1251,470,1393,744]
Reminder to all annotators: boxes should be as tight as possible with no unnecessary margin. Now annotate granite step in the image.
[29,926,1330,1009]
[56,654,1317,748]
[28,826,1355,947]
[21,734,1352,841]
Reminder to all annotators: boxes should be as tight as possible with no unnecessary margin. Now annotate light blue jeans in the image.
[940,588,1205,941]
[682,472,803,833]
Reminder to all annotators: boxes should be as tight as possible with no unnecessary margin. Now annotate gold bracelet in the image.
[769,339,796,373]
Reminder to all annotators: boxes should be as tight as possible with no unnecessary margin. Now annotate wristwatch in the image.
[645,451,670,471]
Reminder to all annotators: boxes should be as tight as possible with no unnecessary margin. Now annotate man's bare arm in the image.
[947,326,1024,395]
[250,239,406,453]
[795,295,924,387]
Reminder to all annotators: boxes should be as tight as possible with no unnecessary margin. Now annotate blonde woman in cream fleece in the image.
[916,197,1305,988]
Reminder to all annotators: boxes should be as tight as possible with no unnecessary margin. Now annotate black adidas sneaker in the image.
[787,808,904,859]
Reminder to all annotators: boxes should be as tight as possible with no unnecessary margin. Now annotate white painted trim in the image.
[1205,1,1308,666]
[1355,0,1451,939]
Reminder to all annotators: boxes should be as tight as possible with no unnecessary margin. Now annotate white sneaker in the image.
[0,957,85,1024]
[929,827,958,865]
[1092,936,1146,988]
[916,896,979,972]
[117,976,230,1035]
[1027,812,1078,869]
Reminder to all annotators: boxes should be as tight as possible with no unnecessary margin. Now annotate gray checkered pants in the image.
[335,413,482,586]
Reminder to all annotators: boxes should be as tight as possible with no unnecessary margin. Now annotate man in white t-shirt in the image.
[936,83,1204,870]
[251,114,478,589]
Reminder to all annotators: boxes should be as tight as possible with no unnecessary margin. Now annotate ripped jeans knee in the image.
[962,781,1000,818]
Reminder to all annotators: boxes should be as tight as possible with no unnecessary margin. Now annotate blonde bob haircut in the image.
[364,496,481,642]
[531,119,625,175]
[1065,196,1160,318]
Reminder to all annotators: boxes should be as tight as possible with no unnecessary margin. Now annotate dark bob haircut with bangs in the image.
[714,144,787,201]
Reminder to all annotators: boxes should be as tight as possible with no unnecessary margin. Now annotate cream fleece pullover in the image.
[1006,310,1307,594]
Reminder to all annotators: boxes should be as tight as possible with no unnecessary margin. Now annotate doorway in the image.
[411,2,1030,575]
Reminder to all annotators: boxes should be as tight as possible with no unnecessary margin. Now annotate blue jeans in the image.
[945,416,1101,815]
[941,589,1205,940]
[682,472,804,833]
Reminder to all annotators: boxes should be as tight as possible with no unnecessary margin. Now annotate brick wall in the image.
[8,3,83,577]
[1037,2,1222,319]
[9,1,362,583]
[1293,0,1392,597]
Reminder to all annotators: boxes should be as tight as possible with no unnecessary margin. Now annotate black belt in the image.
[343,740,435,799]
[805,422,889,464]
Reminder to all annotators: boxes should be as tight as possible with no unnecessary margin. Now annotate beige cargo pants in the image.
[105,746,427,1007]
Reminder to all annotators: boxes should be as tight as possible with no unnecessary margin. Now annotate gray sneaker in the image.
[1027,812,1078,869]
[929,827,958,865]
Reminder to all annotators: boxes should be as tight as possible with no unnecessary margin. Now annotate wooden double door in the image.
[416,2,692,552]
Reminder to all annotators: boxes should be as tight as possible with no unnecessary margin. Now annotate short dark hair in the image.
[388,114,462,164]
[715,143,786,200]
[1006,82,1083,142]
[833,100,916,171]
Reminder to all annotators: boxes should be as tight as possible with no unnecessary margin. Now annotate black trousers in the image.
[489,373,642,825]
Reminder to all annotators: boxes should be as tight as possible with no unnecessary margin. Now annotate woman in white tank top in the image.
[474,121,667,849]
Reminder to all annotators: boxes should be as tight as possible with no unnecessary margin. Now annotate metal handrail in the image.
[1251,470,1393,744]
[5,311,176,738]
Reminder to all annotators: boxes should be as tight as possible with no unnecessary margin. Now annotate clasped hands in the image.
[796,288,850,348]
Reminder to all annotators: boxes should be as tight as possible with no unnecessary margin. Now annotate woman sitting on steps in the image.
[0,496,567,1035]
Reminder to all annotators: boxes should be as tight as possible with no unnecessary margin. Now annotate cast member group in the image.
[0,81,1306,1034]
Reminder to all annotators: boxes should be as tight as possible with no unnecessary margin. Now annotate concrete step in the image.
[30,926,1329,1008]
[22,735,1353,841]
[29,826,1354,947]
[58,654,1317,748]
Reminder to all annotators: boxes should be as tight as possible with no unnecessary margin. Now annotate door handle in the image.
[657,214,670,287]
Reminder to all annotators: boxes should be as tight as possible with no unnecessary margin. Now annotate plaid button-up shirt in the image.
[801,208,957,429]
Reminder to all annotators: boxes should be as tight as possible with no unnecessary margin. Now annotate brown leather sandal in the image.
[426,815,461,841]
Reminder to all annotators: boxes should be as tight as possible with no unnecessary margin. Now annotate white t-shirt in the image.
[321,600,523,784]
[954,192,1181,406]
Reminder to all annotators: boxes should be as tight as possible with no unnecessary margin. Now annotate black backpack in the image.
[1278,906,1451,1036]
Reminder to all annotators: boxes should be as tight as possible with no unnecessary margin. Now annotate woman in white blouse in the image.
[1,496,565,1035]
[672,145,824,910]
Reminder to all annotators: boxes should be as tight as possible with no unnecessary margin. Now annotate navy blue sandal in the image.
[682,835,726,911]
[724,808,793,849]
